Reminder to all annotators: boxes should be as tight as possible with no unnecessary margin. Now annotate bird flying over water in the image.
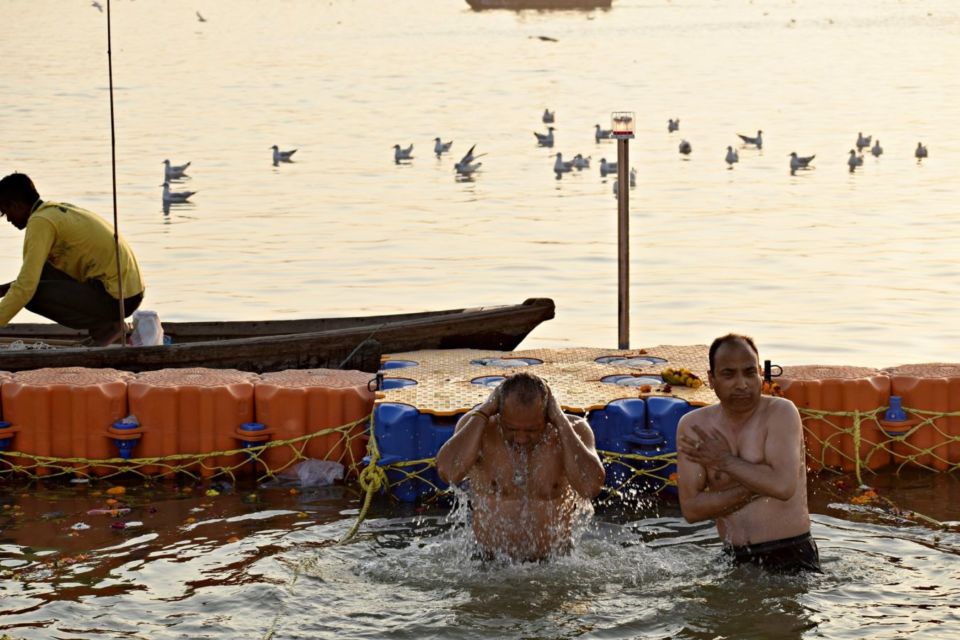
[737,130,763,149]
[434,137,453,158]
[668,118,680,133]
[392,144,413,163]
[272,145,297,165]
[595,124,613,142]
[725,146,739,167]
[161,182,196,203]
[915,142,928,162]
[542,109,555,124]
[678,139,692,155]
[162,159,191,181]
[534,127,555,147]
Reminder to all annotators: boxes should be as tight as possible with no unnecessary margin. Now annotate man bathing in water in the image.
[677,333,821,573]
[436,372,605,562]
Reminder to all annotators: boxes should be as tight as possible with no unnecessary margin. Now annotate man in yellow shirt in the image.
[0,173,145,346]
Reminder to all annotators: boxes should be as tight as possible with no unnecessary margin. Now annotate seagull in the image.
[629,167,637,187]
[725,146,739,167]
[848,149,864,172]
[871,140,883,157]
[553,152,574,177]
[613,179,619,197]
[534,127,555,147]
[456,144,486,167]
[392,143,413,163]
[915,142,928,162]
[678,139,692,155]
[595,124,613,143]
[433,137,453,158]
[272,145,297,164]
[542,109,555,124]
[161,182,196,203]
[572,153,591,169]
[162,159,191,181]
[737,130,763,149]
[789,152,815,175]
[856,132,872,151]
[91,1,103,12]
[196,11,207,22]
[455,160,482,176]
[668,118,680,133]
[599,158,618,176]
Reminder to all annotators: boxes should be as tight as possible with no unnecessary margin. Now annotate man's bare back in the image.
[435,372,605,562]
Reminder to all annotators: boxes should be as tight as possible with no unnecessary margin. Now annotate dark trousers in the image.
[24,263,143,331]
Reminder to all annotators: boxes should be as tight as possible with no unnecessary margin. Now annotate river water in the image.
[2,0,960,637]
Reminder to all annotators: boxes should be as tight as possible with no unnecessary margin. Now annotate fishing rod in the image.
[106,0,127,347]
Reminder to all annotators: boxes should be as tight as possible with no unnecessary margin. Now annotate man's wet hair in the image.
[0,173,39,205]
[499,371,548,406]
[708,333,759,372]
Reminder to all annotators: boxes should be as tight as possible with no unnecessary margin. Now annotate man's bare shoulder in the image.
[762,395,801,419]
[677,404,718,433]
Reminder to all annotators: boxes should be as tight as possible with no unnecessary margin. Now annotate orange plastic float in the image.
[254,368,375,476]
[1,367,134,476]
[779,366,891,472]
[883,363,960,471]
[127,368,259,477]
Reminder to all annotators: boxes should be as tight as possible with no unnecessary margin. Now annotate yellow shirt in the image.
[0,200,145,327]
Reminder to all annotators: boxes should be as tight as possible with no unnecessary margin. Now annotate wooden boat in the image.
[0,298,555,373]
[466,0,612,10]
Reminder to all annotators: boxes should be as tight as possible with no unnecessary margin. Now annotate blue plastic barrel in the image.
[0,421,13,452]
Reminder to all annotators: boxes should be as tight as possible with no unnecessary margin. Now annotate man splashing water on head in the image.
[436,372,605,562]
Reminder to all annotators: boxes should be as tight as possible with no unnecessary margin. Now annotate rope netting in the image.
[0,414,371,483]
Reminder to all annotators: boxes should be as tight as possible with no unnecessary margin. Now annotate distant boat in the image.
[466,0,612,10]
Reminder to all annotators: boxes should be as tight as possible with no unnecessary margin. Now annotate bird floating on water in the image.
[599,158,618,176]
[91,1,103,13]
[737,130,763,149]
[272,145,297,165]
[915,142,928,162]
[161,182,196,203]
[542,109,555,124]
[848,149,864,172]
[725,146,739,167]
[678,139,692,155]
[629,167,637,187]
[392,144,413,163]
[871,140,883,157]
[789,152,815,175]
[162,159,191,181]
[594,124,613,143]
[668,118,680,133]
[856,132,872,152]
[196,11,207,22]
[534,127,555,147]
[455,144,485,175]
[572,153,591,170]
[433,138,453,158]
[553,152,574,178]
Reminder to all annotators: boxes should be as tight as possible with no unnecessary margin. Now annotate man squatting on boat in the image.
[0,173,144,345]
[436,371,605,561]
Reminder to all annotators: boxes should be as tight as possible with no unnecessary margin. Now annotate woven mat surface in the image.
[378,345,717,414]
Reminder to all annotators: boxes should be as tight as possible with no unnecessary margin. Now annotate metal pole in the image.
[617,138,629,349]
